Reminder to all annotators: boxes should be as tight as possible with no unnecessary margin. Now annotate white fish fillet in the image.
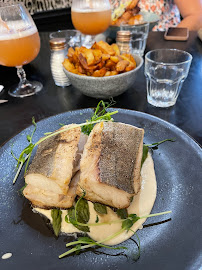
[23,172,80,209]
[23,125,88,209]
[77,122,144,209]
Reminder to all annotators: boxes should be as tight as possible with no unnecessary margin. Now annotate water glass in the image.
[145,49,192,107]
[49,29,81,48]
[120,22,149,56]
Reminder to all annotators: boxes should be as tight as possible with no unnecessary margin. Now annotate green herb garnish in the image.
[141,144,149,167]
[116,208,128,219]
[141,138,176,167]
[59,210,171,258]
[67,206,90,233]
[93,202,108,215]
[81,99,116,135]
[65,191,90,232]
[51,209,62,237]
[145,138,176,150]
[12,117,37,184]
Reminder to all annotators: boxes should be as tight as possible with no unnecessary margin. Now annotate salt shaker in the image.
[116,31,132,54]
[49,38,71,87]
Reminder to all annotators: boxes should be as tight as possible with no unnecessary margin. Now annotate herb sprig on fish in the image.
[81,99,116,135]
[11,101,118,184]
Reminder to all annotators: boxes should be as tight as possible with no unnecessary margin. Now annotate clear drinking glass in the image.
[71,0,111,47]
[49,29,81,48]
[0,3,42,97]
[145,49,192,107]
[120,22,149,56]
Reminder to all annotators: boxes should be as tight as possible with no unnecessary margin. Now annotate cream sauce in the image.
[1,253,12,260]
[34,153,157,245]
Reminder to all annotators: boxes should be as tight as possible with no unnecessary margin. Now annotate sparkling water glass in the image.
[120,22,149,56]
[145,49,192,108]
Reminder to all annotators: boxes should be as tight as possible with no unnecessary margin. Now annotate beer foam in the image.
[0,20,37,40]
[72,7,110,13]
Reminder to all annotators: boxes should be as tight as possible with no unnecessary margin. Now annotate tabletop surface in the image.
[0,12,202,270]
[0,23,202,147]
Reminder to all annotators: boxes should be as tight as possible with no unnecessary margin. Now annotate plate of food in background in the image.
[105,0,160,40]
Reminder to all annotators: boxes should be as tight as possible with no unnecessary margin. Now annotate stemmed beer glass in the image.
[0,3,42,97]
[71,0,111,47]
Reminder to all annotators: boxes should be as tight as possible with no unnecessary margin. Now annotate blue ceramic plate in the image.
[0,109,201,270]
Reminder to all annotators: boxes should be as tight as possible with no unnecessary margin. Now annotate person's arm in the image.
[174,0,202,31]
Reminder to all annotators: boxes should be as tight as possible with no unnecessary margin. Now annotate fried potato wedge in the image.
[63,41,136,77]
[92,67,107,77]
[95,41,115,56]
[110,56,120,63]
[104,70,118,76]
[63,58,75,72]
[102,54,111,61]
[116,60,130,72]
[111,44,120,55]
[79,47,95,66]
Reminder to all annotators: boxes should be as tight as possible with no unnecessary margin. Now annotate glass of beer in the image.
[71,0,111,47]
[0,3,42,97]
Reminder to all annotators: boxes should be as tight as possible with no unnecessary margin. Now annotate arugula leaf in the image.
[93,202,108,215]
[51,209,62,237]
[116,208,128,219]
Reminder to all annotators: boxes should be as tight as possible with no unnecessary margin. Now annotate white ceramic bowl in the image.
[63,54,143,99]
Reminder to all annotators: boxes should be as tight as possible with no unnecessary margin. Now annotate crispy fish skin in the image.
[77,122,144,209]
[25,124,81,195]
[23,172,80,209]
[99,122,144,194]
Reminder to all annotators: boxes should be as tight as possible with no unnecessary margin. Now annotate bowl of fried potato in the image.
[63,41,143,99]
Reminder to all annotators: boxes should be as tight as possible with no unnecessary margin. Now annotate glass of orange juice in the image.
[71,0,111,47]
[0,3,42,97]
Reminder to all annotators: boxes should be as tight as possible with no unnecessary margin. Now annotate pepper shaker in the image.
[49,38,71,87]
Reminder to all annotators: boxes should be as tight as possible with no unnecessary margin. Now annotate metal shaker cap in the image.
[116,31,131,41]
[49,38,67,50]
